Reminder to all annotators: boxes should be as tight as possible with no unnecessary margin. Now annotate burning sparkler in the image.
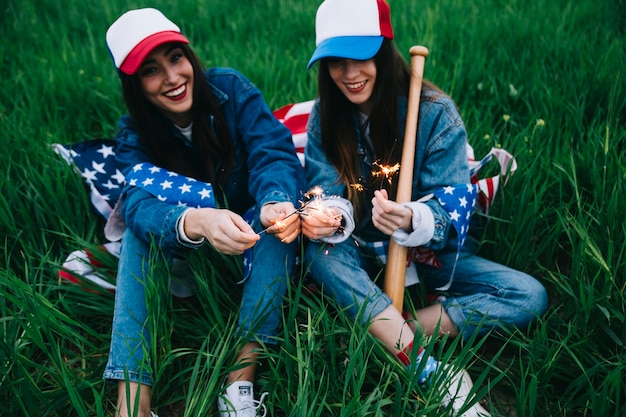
[349,183,364,192]
[258,185,332,235]
[371,161,400,187]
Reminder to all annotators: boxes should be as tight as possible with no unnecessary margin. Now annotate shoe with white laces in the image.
[218,381,268,417]
[438,365,491,417]
[149,412,159,417]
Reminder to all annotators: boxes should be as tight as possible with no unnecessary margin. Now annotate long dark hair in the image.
[120,43,234,184]
[318,39,443,217]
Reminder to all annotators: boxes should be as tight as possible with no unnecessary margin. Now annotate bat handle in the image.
[383,45,429,312]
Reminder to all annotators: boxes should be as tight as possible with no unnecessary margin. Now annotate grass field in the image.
[2,0,625,416]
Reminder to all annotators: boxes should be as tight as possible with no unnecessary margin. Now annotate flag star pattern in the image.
[433,183,478,251]
[125,162,216,209]
[429,183,479,290]
[52,139,218,217]
[52,139,125,219]
[53,139,252,284]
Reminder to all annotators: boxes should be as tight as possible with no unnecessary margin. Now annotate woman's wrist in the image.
[180,208,206,243]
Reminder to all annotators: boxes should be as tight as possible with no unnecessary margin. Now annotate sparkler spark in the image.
[305,185,324,200]
[258,186,329,235]
[371,161,400,186]
[350,183,364,192]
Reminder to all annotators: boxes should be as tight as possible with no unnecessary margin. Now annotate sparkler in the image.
[370,137,401,189]
[371,161,400,188]
[257,185,331,235]
[304,185,324,200]
[349,183,364,192]
[257,209,301,235]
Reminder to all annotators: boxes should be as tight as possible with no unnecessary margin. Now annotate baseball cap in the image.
[106,8,189,75]
[307,0,394,69]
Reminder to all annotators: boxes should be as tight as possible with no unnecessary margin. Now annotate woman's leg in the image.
[219,232,297,415]
[413,303,459,337]
[104,230,164,416]
[369,304,415,354]
[115,381,151,417]
[230,231,297,382]
[417,251,549,341]
[304,239,393,324]
[225,342,260,384]
[305,239,419,355]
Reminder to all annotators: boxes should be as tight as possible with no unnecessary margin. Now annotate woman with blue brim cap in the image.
[301,0,548,415]
[307,0,393,68]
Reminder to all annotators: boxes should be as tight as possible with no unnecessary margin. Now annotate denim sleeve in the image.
[112,117,189,249]
[416,96,471,250]
[118,186,189,250]
[222,69,306,208]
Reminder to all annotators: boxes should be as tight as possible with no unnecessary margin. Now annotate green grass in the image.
[2,0,625,415]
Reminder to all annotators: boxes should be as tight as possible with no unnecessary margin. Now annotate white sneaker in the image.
[439,365,491,417]
[217,381,268,417]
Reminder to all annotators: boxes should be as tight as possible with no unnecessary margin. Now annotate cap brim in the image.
[120,31,189,75]
[307,36,383,69]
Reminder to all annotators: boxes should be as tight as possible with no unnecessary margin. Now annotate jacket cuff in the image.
[318,197,355,244]
[391,201,435,247]
[176,208,206,248]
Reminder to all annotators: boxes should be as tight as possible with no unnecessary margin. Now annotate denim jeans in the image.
[304,238,548,341]
[103,227,296,385]
[416,250,549,340]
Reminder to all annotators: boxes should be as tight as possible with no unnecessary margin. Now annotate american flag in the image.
[126,162,216,209]
[272,100,314,166]
[52,138,248,289]
[433,183,479,252]
[52,140,218,218]
[467,146,517,213]
[52,138,123,219]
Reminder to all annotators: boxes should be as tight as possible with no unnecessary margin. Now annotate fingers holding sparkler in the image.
[259,201,301,243]
[299,185,344,240]
[301,202,342,240]
[184,208,259,255]
[371,189,412,235]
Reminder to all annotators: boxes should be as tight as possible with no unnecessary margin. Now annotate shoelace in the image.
[239,391,268,417]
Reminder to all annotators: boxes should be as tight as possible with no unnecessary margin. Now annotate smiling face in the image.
[327,58,377,115]
[138,43,194,127]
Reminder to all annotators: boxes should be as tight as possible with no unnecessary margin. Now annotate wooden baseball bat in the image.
[383,46,429,311]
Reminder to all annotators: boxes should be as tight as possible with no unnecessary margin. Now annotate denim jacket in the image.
[304,89,469,251]
[111,67,305,249]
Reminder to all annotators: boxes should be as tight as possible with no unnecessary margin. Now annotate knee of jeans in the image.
[532,281,549,316]
[516,274,549,315]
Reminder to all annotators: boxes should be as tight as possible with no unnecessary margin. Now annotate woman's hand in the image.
[371,189,412,235]
[260,202,301,244]
[301,203,342,240]
[183,208,259,255]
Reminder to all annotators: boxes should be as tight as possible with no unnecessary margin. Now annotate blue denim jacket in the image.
[112,67,305,249]
[305,89,469,250]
